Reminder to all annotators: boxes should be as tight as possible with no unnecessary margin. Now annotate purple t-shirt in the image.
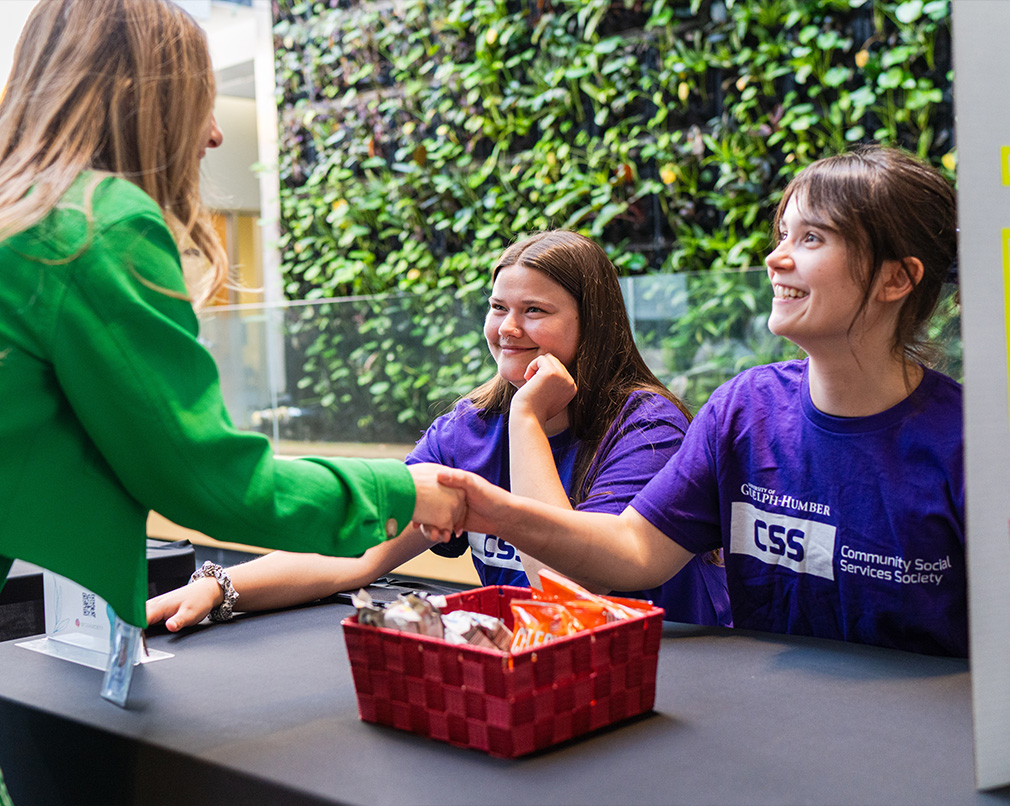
[632,360,966,656]
[406,392,731,627]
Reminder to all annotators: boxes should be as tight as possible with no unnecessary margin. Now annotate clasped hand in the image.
[408,462,467,541]
[416,355,576,544]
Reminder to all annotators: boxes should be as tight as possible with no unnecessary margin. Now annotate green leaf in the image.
[895,1,924,24]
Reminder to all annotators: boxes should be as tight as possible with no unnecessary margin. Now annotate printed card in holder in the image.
[15,570,172,706]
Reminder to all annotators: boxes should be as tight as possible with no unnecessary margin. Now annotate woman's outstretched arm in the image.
[147,527,433,632]
[436,468,694,592]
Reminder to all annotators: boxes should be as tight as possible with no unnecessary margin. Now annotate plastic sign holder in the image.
[16,570,172,707]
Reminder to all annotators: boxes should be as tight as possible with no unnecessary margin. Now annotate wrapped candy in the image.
[442,610,513,651]
[352,589,512,650]
[351,590,446,638]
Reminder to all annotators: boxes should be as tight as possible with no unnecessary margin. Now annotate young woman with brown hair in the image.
[439,147,966,657]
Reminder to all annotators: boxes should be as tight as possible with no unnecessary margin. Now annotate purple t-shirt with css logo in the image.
[631,360,966,657]
[406,393,731,627]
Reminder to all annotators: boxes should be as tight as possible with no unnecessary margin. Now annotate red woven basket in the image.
[341,585,663,758]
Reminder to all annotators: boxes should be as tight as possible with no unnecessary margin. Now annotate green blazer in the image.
[0,173,415,627]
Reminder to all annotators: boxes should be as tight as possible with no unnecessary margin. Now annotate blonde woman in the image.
[0,0,462,639]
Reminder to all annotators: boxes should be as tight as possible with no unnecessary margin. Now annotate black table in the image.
[0,592,1006,806]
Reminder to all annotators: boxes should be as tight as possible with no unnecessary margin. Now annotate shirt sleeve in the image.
[405,410,454,467]
[49,202,415,559]
[576,393,689,516]
[630,397,724,555]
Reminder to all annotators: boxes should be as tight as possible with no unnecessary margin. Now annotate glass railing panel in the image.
[198,269,962,447]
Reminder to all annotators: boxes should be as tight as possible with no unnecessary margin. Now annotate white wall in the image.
[0,2,40,86]
[0,1,267,217]
[203,95,261,212]
[951,0,1010,790]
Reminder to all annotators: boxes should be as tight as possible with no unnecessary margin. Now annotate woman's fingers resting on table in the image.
[146,576,222,632]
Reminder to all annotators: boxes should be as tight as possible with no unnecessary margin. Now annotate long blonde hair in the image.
[0,0,227,305]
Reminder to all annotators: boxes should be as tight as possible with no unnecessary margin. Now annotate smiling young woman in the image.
[483,263,580,395]
[439,146,966,658]
[148,230,731,633]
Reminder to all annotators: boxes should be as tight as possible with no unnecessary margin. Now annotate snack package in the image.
[351,590,446,638]
[534,568,651,621]
[509,599,583,652]
[384,593,445,638]
[442,610,513,652]
[353,590,514,651]
[352,576,655,655]
[351,589,387,629]
[598,593,656,615]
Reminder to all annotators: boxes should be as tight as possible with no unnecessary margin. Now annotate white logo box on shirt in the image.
[729,501,836,581]
[468,532,525,572]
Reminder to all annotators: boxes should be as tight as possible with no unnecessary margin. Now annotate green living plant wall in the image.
[271,0,954,442]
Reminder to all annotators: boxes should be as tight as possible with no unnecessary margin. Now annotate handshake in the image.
[406,463,505,543]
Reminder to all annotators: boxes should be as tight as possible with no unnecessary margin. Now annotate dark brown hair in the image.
[469,230,690,506]
[775,145,957,365]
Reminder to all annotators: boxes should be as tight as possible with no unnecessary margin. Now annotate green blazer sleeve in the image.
[0,175,414,626]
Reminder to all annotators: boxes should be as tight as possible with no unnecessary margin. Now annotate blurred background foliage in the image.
[269,0,954,441]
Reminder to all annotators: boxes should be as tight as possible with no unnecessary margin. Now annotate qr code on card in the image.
[82,591,96,618]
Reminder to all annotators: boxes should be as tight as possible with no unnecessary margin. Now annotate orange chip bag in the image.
[510,571,658,651]
[535,568,592,602]
[535,568,648,621]
[601,593,656,615]
[536,596,612,629]
[509,600,582,652]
